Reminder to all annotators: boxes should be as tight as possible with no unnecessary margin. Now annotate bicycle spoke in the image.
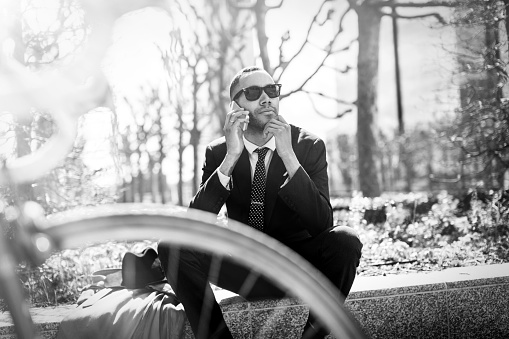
[237,269,261,297]
[196,253,224,339]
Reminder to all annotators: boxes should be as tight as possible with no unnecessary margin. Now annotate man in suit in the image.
[158,67,362,339]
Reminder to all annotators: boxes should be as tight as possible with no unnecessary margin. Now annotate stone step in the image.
[1,263,508,338]
[347,262,509,339]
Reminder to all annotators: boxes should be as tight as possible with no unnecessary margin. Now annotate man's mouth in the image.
[258,108,276,115]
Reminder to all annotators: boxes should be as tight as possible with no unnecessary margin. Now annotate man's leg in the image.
[314,226,363,298]
[290,226,363,338]
[157,243,233,339]
[213,257,287,301]
[157,243,287,339]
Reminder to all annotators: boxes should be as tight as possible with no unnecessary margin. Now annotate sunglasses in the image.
[233,84,282,101]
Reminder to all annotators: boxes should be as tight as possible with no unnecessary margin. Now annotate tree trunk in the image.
[400,138,413,192]
[254,0,272,75]
[191,72,201,195]
[177,104,184,206]
[356,4,382,197]
[159,136,167,204]
[158,170,166,204]
[132,174,139,202]
[138,172,145,203]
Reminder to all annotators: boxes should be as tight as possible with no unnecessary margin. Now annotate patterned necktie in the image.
[248,147,269,231]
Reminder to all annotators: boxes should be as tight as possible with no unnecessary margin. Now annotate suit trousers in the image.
[157,225,363,339]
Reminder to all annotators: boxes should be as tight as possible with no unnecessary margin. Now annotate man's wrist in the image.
[217,169,232,189]
[280,151,300,179]
[219,153,241,177]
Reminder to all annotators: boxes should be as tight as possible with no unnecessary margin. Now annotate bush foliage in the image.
[334,190,509,276]
[3,190,509,309]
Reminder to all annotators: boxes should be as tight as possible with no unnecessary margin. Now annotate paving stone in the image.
[447,284,509,339]
[346,291,448,339]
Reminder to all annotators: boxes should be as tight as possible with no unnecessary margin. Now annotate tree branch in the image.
[369,0,458,8]
[323,64,355,74]
[305,90,356,105]
[331,37,357,54]
[306,94,354,119]
[381,11,447,24]
[274,0,331,78]
[274,0,341,80]
[227,0,256,10]
[277,5,353,86]
[266,0,284,10]
[228,0,284,10]
[280,32,354,100]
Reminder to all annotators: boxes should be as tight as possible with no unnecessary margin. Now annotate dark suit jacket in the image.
[189,125,333,244]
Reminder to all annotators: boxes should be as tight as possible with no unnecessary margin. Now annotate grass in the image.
[4,190,509,308]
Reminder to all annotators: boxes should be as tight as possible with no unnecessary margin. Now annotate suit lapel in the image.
[264,151,287,230]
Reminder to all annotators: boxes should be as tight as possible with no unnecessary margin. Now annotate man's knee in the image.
[326,226,363,262]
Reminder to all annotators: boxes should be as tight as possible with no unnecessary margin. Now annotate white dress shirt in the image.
[218,136,276,188]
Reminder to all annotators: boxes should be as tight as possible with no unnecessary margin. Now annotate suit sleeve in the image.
[278,138,333,236]
[189,145,230,214]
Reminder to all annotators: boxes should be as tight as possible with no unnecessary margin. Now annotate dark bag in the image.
[121,247,166,289]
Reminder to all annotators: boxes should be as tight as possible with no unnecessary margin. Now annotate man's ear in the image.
[230,101,242,110]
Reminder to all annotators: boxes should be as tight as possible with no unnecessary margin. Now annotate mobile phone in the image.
[230,101,248,131]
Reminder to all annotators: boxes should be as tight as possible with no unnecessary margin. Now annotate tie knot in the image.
[255,147,269,160]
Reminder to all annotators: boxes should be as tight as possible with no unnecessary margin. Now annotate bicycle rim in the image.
[42,203,364,339]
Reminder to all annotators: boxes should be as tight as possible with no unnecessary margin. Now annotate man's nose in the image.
[259,91,272,106]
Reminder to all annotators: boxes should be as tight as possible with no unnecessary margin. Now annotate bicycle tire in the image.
[39,203,365,339]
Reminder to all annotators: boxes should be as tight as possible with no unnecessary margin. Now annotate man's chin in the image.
[250,124,265,132]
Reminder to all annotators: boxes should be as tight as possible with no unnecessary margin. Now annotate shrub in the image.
[332,190,509,275]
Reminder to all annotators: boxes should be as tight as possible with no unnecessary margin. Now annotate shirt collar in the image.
[243,136,276,155]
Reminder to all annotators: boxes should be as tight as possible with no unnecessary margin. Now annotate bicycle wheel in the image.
[38,203,365,339]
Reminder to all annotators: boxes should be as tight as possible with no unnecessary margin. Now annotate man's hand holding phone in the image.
[222,101,249,160]
[229,101,249,131]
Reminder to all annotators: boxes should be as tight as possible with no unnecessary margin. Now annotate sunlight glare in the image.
[22,0,61,33]
[35,234,52,253]
[2,38,15,57]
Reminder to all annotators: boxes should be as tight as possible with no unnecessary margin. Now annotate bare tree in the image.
[118,88,170,204]
[165,0,252,197]
[353,1,457,195]
[227,0,456,196]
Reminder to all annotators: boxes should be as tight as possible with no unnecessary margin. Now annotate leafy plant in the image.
[333,190,509,276]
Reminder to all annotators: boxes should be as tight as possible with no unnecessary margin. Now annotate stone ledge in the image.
[346,263,509,339]
[1,263,508,338]
[0,306,75,339]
